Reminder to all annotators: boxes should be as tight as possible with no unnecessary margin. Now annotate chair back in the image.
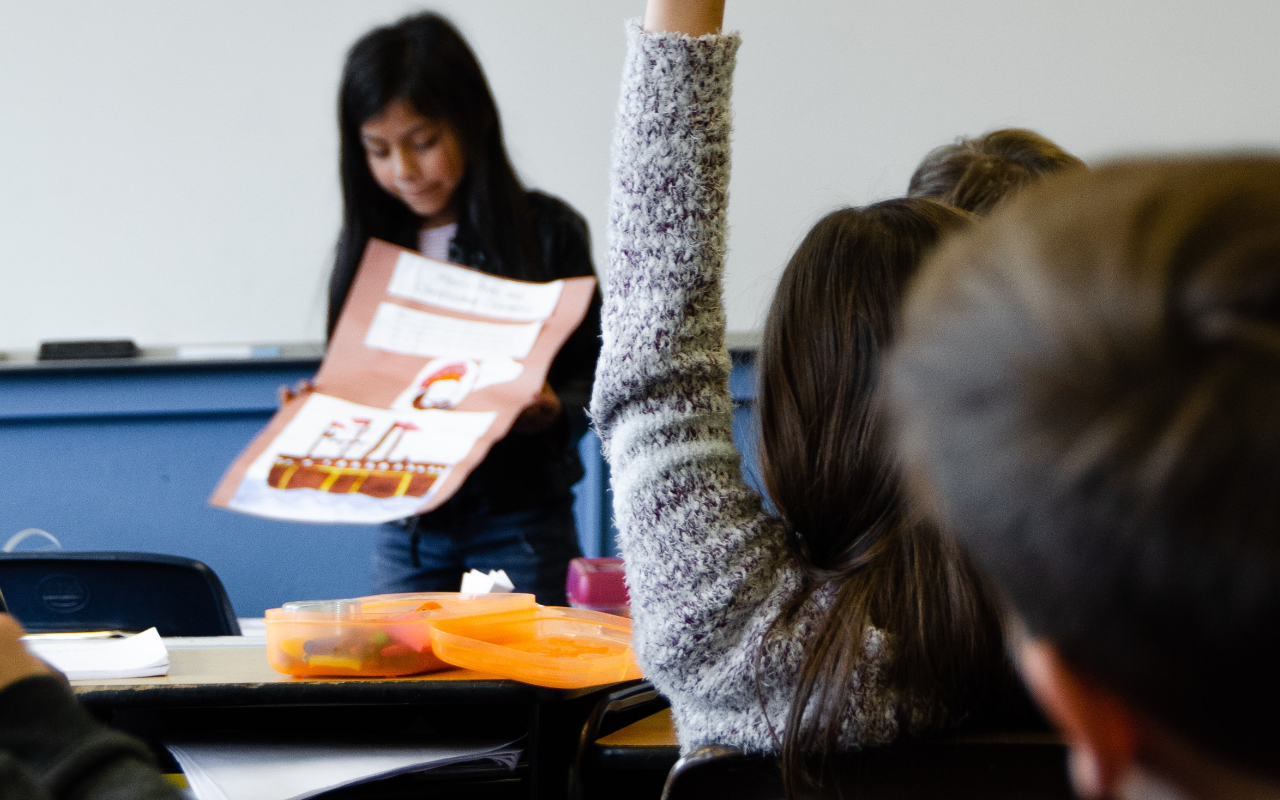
[663,733,1073,800]
[0,551,241,636]
[569,679,672,799]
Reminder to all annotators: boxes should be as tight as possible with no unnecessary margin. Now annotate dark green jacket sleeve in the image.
[0,676,182,800]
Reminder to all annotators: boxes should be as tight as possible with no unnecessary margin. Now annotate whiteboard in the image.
[1,0,1277,351]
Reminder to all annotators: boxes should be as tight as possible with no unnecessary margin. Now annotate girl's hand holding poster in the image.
[210,239,596,524]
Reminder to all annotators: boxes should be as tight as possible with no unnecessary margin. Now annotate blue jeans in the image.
[374,497,581,606]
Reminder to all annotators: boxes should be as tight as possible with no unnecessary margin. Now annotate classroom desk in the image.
[73,639,634,800]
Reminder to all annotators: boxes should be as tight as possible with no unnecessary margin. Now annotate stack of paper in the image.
[23,628,169,680]
[166,739,523,800]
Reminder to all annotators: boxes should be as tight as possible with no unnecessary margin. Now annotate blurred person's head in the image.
[759,199,1007,795]
[908,128,1084,215]
[889,157,1280,799]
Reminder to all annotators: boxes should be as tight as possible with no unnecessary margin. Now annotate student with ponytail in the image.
[591,0,1008,792]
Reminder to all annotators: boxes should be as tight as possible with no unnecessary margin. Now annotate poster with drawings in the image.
[210,239,596,525]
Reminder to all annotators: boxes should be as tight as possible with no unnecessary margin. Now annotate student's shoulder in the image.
[526,190,593,276]
[0,675,183,799]
[526,190,589,239]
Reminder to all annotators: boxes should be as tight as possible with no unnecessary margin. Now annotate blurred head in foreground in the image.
[888,157,1280,799]
[908,128,1084,215]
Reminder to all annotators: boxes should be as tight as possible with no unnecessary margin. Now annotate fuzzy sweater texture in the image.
[590,24,898,755]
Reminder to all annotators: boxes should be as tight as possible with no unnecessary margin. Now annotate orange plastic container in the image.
[428,607,642,688]
[266,592,537,677]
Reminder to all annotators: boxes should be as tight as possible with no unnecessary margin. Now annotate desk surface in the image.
[593,707,680,774]
[72,640,602,707]
[596,708,678,749]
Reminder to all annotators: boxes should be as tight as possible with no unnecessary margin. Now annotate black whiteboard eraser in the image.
[38,339,140,360]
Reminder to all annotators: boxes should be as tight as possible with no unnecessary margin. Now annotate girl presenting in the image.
[330,12,600,605]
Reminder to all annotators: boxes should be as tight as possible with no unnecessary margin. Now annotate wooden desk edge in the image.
[71,645,622,705]
[595,707,679,748]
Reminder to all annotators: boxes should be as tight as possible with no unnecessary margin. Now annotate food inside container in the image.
[428,607,642,688]
[266,592,537,677]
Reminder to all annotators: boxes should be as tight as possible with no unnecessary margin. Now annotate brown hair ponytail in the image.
[757,199,1005,796]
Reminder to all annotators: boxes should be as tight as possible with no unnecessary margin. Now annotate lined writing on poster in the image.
[387,252,564,321]
[365,302,543,360]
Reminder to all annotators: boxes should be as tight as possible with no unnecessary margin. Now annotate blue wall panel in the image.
[0,410,378,617]
[0,353,755,615]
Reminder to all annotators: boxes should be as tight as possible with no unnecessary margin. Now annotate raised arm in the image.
[590,2,828,753]
[643,0,725,36]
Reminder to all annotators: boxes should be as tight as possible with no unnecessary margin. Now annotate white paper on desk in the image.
[166,739,523,800]
[460,568,515,594]
[24,627,168,680]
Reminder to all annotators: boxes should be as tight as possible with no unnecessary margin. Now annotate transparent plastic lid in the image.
[272,592,537,621]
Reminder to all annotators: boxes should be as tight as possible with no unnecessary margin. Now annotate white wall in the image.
[1,0,1278,350]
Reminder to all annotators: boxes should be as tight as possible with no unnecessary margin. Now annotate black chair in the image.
[662,732,1073,800]
[569,680,674,800]
[0,552,241,636]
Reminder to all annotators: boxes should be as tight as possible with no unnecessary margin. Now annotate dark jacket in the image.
[438,190,602,514]
[0,676,182,800]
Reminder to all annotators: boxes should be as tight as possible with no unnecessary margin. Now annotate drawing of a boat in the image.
[267,419,446,499]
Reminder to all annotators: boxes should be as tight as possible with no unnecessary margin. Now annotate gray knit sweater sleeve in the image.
[591,23,897,754]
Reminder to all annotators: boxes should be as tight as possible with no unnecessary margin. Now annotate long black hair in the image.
[329,12,536,336]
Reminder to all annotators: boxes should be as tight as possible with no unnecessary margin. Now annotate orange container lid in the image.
[265,592,537,678]
[428,607,642,689]
[342,592,538,620]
